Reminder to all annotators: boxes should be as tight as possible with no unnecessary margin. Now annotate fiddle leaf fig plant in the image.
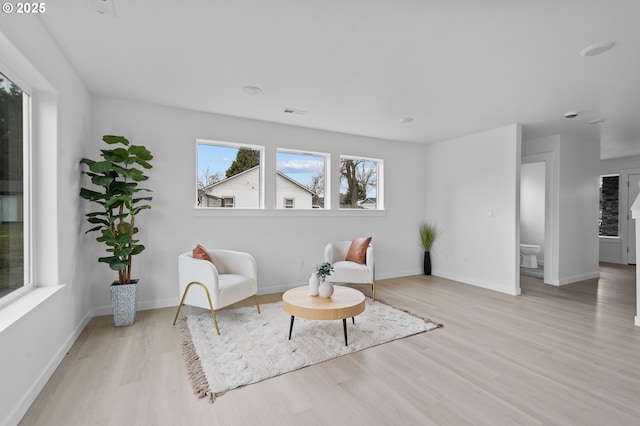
[80,135,153,285]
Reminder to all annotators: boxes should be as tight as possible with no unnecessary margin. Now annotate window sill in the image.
[0,285,65,334]
[194,208,386,217]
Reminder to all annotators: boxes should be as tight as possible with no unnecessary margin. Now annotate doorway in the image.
[520,162,545,279]
[521,152,557,285]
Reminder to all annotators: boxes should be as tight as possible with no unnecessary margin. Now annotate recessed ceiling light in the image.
[399,117,414,124]
[580,41,615,57]
[588,118,605,124]
[242,86,262,95]
[564,111,579,119]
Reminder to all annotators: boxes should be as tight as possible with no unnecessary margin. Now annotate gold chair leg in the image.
[172,281,220,335]
[254,294,261,314]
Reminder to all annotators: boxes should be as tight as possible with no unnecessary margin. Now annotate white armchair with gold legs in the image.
[173,248,261,334]
[324,238,375,301]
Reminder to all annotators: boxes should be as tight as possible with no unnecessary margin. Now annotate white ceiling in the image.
[40,0,640,159]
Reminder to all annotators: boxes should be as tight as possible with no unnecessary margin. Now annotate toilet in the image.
[520,244,541,268]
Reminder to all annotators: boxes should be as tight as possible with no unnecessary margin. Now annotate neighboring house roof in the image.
[202,165,260,192]
[359,197,377,205]
[200,166,315,195]
[276,171,316,195]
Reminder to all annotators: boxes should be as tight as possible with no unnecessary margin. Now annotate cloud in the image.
[277,159,323,174]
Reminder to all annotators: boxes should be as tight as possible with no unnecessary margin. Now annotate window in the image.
[599,175,619,237]
[222,196,235,208]
[0,71,31,304]
[276,149,328,209]
[196,140,264,209]
[339,156,382,210]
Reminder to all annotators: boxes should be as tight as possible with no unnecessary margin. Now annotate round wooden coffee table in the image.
[282,285,366,346]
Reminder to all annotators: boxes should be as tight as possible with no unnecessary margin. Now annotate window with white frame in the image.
[339,156,382,210]
[276,149,328,209]
[599,175,619,237]
[196,139,264,209]
[0,71,32,304]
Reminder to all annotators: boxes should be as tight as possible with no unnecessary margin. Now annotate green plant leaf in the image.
[84,225,103,234]
[80,158,95,166]
[91,175,115,187]
[129,145,153,161]
[103,135,129,146]
[101,147,129,163]
[88,160,114,174]
[86,217,110,226]
[79,188,105,201]
[131,205,151,215]
[98,256,128,271]
[131,245,145,255]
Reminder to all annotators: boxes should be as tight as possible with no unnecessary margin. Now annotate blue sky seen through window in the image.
[197,143,377,200]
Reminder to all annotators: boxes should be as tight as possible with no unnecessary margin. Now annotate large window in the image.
[0,71,31,303]
[339,156,382,210]
[599,175,619,237]
[196,140,264,209]
[276,149,327,209]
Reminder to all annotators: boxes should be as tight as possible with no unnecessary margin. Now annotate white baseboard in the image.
[599,257,624,264]
[433,270,520,296]
[91,297,179,317]
[557,271,600,285]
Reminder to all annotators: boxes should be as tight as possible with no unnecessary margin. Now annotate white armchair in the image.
[324,241,375,301]
[172,249,260,334]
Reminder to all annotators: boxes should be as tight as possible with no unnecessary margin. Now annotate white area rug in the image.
[179,299,442,402]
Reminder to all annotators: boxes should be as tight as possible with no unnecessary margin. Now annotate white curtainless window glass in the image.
[276,149,328,209]
[599,175,619,237]
[0,71,32,306]
[196,139,265,209]
[339,156,383,210]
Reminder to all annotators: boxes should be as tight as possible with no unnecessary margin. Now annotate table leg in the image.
[288,316,295,340]
[343,318,348,346]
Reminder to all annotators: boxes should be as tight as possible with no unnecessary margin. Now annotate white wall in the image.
[425,124,521,295]
[0,16,92,426]
[87,96,428,314]
[520,162,545,263]
[557,135,600,283]
[600,154,640,264]
[522,134,600,285]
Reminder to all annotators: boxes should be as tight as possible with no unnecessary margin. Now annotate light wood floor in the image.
[20,263,640,425]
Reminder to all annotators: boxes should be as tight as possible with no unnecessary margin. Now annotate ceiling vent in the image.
[283,108,307,115]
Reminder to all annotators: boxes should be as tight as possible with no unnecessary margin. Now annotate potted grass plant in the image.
[80,135,153,326]
[420,222,437,275]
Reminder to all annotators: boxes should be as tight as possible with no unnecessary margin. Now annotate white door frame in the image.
[620,168,640,264]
